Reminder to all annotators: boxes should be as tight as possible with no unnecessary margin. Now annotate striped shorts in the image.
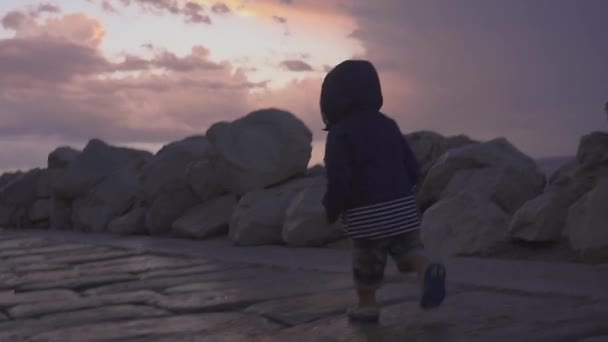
[341,195,421,240]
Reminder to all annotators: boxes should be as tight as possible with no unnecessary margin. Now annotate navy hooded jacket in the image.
[320,60,421,223]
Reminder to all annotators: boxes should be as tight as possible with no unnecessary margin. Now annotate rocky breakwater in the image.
[0,108,343,247]
[1,114,606,258]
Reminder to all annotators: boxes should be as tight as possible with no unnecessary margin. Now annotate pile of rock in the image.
[1,110,606,256]
[415,138,546,256]
[509,131,608,253]
[0,108,342,247]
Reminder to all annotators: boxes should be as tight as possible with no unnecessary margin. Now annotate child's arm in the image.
[322,129,352,224]
[401,137,421,186]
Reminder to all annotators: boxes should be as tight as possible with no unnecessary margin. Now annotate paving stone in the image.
[265,291,608,342]
[156,272,354,314]
[245,282,423,326]
[0,237,49,251]
[84,267,279,296]
[27,313,258,342]
[0,243,93,258]
[43,249,141,265]
[0,289,80,308]
[10,263,69,273]
[7,290,161,319]
[137,262,247,280]
[164,270,352,295]
[0,305,170,341]
[119,315,282,342]
[12,271,138,292]
[74,255,204,275]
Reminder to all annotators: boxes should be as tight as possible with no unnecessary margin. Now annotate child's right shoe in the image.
[347,305,380,323]
[420,262,446,309]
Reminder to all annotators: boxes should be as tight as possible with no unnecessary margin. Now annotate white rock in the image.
[145,181,199,236]
[230,178,314,246]
[0,169,42,206]
[421,192,510,256]
[72,158,147,232]
[172,195,237,239]
[47,146,81,169]
[0,205,15,226]
[138,136,218,204]
[282,177,344,247]
[107,207,147,235]
[419,138,543,211]
[207,108,312,195]
[49,196,71,230]
[566,178,608,252]
[576,131,608,168]
[441,167,545,214]
[405,131,477,174]
[508,189,574,242]
[548,158,577,186]
[52,139,152,200]
[29,199,51,222]
[0,171,23,190]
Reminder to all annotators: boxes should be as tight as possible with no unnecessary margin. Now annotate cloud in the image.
[272,15,287,24]
[2,9,106,48]
[347,0,608,157]
[280,59,313,72]
[94,0,213,24]
[101,0,119,13]
[0,12,267,172]
[211,3,231,14]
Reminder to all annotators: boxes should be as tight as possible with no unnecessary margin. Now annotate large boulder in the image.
[0,205,15,226]
[49,196,71,230]
[184,156,224,203]
[145,180,200,236]
[107,207,147,235]
[71,158,148,232]
[548,158,578,186]
[230,178,314,246]
[566,178,608,252]
[0,169,45,228]
[576,131,608,168]
[441,166,545,214]
[418,138,543,211]
[207,108,313,195]
[52,139,152,200]
[138,136,219,204]
[508,188,575,242]
[172,194,237,239]
[282,177,344,247]
[0,171,23,190]
[48,146,81,169]
[421,192,510,256]
[405,131,477,175]
[0,169,42,207]
[29,199,51,223]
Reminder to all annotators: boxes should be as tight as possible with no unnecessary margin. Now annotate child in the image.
[320,60,446,323]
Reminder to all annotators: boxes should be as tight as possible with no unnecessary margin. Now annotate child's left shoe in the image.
[347,305,380,323]
[420,262,446,309]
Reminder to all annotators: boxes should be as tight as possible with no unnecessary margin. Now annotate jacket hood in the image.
[320,59,383,130]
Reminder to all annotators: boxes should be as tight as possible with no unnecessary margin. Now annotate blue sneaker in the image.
[420,263,446,309]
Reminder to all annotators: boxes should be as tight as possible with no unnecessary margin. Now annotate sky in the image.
[0,0,607,172]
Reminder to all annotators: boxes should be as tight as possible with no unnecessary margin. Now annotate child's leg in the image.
[389,231,446,309]
[348,238,388,322]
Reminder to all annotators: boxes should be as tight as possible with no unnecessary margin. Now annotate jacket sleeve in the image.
[401,137,421,186]
[322,129,352,224]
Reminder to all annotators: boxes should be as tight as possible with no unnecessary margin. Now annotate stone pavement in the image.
[1,229,607,341]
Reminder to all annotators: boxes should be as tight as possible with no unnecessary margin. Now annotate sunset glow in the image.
[0,0,606,171]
